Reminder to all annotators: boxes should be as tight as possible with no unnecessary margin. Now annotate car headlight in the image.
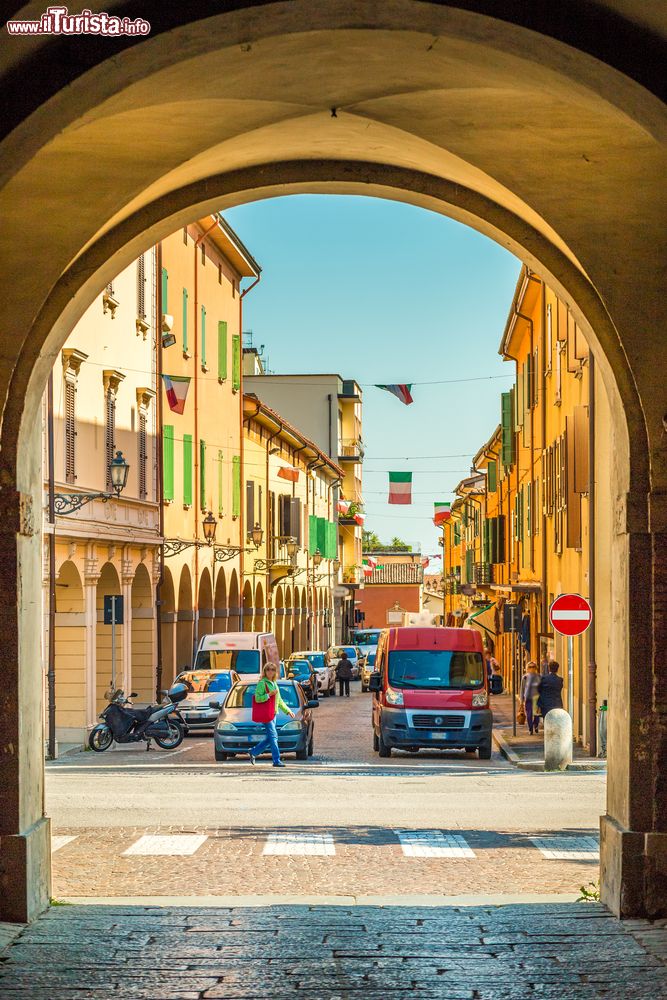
[216,720,237,732]
[281,720,302,732]
[385,686,404,706]
[472,690,488,707]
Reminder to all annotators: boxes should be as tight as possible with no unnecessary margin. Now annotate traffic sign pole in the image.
[567,635,574,718]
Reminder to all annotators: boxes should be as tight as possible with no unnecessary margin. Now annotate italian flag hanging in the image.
[388,471,412,505]
[433,501,451,526]
[162,374,191,414]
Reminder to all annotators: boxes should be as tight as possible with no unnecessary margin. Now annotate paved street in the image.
[46,685,606,901]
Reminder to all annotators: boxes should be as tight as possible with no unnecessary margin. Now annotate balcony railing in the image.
[472,562,494,585]
[338,437,365,461]
[271,536,299,563]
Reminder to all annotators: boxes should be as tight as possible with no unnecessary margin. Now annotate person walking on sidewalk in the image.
[538,661,564,718]
[520,660,541,735]
[337,650,353,697]
[248,662,295,768]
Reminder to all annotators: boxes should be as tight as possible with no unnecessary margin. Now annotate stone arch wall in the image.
[242,580,253,633]
[53,560,85,739]
[160,566,176,689]
[95,562,122,712]
[131,563,154,703]
[198,567,214,641]
[213,568,228,634]
[228,570,240,633]
[254,581,265,634]
[176,564,193,672]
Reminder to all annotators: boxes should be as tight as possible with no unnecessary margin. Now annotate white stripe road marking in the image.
[122,834,208,856]
[396,830,475,858]
[551,610,591,620]
[529,836,599,860]
[263,833,335,856]
[52,835,77,853]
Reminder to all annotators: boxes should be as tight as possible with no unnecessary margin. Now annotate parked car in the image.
[360,650,376,692]
[369,626,492,759]
[289,651,335,696]
[326,645,365,680]
[284,658,319,701]
[213,680,318,760]
[193,631,279,680]
[174,669,240,732]
[351,628,382,665]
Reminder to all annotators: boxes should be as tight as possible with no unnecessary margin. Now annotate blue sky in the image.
[226,196,521,556]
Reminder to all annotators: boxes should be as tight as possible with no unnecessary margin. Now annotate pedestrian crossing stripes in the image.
[122,834,208,856]
[51,835,77,853]
[396,830,475,858]
[263,833,336,856]
[530,836,600,860]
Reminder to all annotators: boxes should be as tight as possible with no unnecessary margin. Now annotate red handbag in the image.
[251,691,276,723]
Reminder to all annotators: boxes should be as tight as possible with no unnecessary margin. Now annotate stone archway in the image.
[274,586,285,658]
[160,567,176,689]
[254,581,265,634]
[284,586,294,659]
[95,563,122,713]
[130,563,155,704]
[213,568,228,635]
[53,560,86,745]
[0,1,665,922]
[242,581,253,633]
[228,570,240,633]
[198,567,214,642]
[176,565,194,673]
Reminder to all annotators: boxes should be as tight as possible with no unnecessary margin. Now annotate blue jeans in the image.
[250,719,281,764]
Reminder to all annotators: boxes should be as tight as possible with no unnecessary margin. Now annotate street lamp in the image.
[332,558,341,573]
[202,511,217,545]
[286,536,299,559]
[312,548,323,568]
[54,450,130,515]
[249,522,264,549]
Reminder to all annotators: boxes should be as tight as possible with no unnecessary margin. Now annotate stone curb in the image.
[0,922,25,957]
[493,729,607,773]
[59,892,582,908]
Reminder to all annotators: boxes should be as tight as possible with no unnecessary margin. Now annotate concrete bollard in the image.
[543,709,573,771]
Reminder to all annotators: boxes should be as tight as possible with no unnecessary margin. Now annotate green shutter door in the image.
[327,521,337,559]
[163,425,174,501]
[161,268,168,312]
[201,306,207,368]
[200,439,206,510]
[232,455,241,518]
[182,288,189,354]
[232,334,241,391]
[487,460,497,492]
[183,434,193,506]
[218,321,228,381]
[308,515,318,555]
[501,392,515,467]
[316,517,327,555]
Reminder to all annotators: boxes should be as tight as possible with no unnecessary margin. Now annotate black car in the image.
[285,658,319,701]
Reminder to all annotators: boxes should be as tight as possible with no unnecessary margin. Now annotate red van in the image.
[369,627,492,759]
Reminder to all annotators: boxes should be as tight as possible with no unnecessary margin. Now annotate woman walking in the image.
[249,662,295,768]
[336,651,353,697]
[520,660,541,735]
[538,661,564,718]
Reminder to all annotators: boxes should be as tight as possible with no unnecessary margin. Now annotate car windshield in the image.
[175,671,232,693]
[287,660,310,677]
[388,650,485,690]
[334,647,357,658]
[226,683,301,710]
[353,631,380,646]
[304,653,325,668]
[193,649,260,675]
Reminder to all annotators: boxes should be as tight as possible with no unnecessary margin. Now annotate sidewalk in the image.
[491,692,607,772]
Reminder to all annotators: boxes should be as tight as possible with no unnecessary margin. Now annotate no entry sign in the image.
[549,593,592,636]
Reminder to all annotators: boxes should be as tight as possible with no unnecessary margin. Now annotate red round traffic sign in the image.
[549,593,592,636]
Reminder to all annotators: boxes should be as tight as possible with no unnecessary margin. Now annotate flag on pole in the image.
[277,465,300,482]
[162,374,191,414]
[375,384,414,405]
[433,501,451,526]
[388,471,413,504]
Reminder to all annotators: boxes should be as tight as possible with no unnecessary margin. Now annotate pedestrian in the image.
[520,660,541,734]
[490,661,504,695]
[248,661,295,769]
[337,650,353,697]
[538,660,564,718]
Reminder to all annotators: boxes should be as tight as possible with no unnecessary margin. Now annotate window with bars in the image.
[64,378,76,484]
[137,254,146,319]
[138,411,147,499]
[105,389,116,491]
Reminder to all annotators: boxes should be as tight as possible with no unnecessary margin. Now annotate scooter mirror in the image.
[130,692,138,698]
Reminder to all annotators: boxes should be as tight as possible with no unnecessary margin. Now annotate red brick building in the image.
[355,552,423,628]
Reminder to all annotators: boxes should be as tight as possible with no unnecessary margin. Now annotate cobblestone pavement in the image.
[1,902,666,999]
[47,685,606,900]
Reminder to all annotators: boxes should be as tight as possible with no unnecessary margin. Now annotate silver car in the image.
[175,669,240,731]
[213,680,318,761]
[326,645,365,680]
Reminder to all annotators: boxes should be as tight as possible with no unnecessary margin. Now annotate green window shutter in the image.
[487,460,497,493]
[527,481,532,537]
[182,288,189,353]
[183,434,193,506]
[161,268,168,312]
[199,439,206,510]
[201,306,207,368]
[217,321,228,381]
[232,455,241,518]
[519,486,525,542]
[232,333,241,391]
[308,515,318,556]
[501,392,515,467]
[217,450,223,516]
[326,521,337,559]
[316,517,327,555]
[163,425,174,501]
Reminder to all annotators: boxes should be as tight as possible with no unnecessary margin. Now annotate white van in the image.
[193,632,279,679]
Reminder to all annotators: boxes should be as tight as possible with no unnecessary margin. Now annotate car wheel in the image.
[378,730,391,758]
[373,730,379,752]
[296,741,308,760]
[307,735,314,757]
[214,749,228,761]
[478,741,492,760]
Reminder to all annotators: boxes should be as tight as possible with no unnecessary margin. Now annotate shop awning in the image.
[465,603,497,640]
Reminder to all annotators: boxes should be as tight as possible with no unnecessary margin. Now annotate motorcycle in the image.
[88,683,189,752]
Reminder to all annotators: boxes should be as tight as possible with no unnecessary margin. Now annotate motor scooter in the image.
[88,683,189,752]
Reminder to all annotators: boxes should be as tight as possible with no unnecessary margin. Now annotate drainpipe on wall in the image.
[155,241,165,698]
[47,372,57,759]
[540,281,548,637]
[265,416,283,631]
[239,272,261,630]
[587,353,597,756]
